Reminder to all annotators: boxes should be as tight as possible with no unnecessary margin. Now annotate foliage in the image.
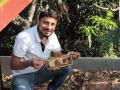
[80,10,118,58]
[80,26,97,48]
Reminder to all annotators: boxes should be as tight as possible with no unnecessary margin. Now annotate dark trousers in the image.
[11,65,71,90]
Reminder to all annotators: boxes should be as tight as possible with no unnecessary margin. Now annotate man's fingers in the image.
[68,51,80,60]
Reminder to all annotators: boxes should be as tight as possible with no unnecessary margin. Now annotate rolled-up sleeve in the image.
[13,33,29,57]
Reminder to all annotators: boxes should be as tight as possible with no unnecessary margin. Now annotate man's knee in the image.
[11,77,32,90]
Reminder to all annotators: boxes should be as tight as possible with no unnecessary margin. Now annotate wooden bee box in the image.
[45,55,73,70]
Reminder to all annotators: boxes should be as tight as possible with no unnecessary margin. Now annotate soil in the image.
[2,69,120,90]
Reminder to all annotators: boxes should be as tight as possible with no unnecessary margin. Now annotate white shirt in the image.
[12,25,61,76]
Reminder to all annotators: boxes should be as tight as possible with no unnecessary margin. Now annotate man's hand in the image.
[30,58,45,70]
[68,51,80,60]
[54,57,62,66]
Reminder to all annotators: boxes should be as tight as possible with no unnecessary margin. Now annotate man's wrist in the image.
[28,60,32,66]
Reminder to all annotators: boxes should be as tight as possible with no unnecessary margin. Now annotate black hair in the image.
[39,9,57,20]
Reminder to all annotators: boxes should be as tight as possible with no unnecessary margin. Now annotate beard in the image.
[42,30,53,36]
[37,28,53,38]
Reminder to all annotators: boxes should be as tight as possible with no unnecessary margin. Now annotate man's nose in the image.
[47,24,52,29]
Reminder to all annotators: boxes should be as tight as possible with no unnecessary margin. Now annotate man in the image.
[10,9,80,90]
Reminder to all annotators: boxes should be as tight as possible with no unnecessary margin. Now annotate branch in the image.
[12,15,31,30]
[12,15,28,25]
[94,3,119,11]
[28,0,37,24]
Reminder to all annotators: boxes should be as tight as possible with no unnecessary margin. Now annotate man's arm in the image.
[10,54,30,70]
[10,54,45,70]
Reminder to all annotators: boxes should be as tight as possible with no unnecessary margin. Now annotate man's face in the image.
[38,17,57,37]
